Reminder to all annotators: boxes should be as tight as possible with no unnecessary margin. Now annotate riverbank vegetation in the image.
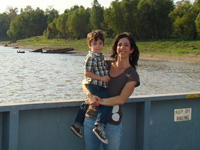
[0,0,200,42]
[1,36,199,56]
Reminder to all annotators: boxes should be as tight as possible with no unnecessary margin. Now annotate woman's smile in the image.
[117,37,132,57]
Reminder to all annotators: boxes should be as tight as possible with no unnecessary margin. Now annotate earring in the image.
[129,54,132,60]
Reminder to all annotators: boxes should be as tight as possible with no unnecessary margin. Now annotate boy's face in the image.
[89,39,104,53]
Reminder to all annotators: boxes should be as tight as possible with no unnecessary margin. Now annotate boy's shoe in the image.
[70,124,83,138]
[92,127,108,144]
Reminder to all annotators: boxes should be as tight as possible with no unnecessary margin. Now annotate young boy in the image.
[70,30,112,144]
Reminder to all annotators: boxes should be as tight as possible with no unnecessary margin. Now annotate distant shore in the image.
[68,49,200,63]
[1,43,200,64]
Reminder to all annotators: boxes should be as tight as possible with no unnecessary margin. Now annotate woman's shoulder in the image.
[126,66,140,86]
[126,66,138,74]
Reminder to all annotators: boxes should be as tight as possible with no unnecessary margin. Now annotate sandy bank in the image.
[70,50,200,64]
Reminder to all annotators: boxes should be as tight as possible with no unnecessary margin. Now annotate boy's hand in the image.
[101,76,110,82]
[85,94,100,106]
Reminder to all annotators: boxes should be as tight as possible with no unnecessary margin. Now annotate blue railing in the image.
[0,92,200,150]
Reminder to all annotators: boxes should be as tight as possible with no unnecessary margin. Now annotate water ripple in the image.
[0,46,200,104]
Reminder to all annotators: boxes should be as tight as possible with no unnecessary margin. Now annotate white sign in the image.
[174,108,192,122]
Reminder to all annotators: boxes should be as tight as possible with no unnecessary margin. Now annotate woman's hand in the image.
[100,76,110,83]
[85,94,100,106]
[82,84,101,106]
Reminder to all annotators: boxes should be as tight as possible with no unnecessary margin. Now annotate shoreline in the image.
[65,50,200,64]
[2,43,200,64]
[139,53,200,63]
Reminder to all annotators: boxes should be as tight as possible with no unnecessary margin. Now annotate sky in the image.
[0,0,195,14]
[0,0,113,14]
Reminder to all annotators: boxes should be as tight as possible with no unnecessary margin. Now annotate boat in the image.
[30,47,74,53]
[0,92,199,150]
[30,48,43,52]
[17,50,25,53]
[42,48,74,53]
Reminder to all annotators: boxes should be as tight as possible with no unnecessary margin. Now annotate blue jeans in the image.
[74,84,112,126]
[84,117,122,150]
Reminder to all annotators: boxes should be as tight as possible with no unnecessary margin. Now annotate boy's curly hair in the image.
[87,30,105,46]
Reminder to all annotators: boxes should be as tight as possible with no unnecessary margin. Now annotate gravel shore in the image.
[71,50,200,64]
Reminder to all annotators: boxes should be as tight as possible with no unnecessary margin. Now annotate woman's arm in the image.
[98,81,138,106]
[82,84,91,97]
[82,84,100,106]
[85,71,110,82]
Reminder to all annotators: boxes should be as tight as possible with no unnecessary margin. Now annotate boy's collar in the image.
[89,51,103,56]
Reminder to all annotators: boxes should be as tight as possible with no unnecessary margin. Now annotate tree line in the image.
[0,0,200,42]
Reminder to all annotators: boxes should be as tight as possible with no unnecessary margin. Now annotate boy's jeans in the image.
[74,84,112,126]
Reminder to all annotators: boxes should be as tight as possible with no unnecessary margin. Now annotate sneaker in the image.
[92,127,108,144]
[70,124,83,138]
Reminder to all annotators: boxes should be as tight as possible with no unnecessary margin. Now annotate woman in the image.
[83,32,140,150]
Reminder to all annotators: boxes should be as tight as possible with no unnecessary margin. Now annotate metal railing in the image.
[0,92,199,150]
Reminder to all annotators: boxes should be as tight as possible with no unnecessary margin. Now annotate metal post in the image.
[9,110,19,150]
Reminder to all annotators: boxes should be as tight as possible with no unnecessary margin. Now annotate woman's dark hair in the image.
[111,32,139,70]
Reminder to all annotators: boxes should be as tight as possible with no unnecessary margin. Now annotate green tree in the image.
[7,8,47,41]
[23,5,33,12]
[6,7,18,22]
[169,0,198,39]
[44,18,60,39]
[67,7,90,39]
[120,0,139,37]
[7,18,22,42]
[195,13,200,36]
[90,0,104,30]
[0,7,18,41]
[104,1,123,35]
[137,0,174,39]
[103,8,114,36]
[193,0,200,37]
[0,13,10,40]
[45,6,59,24]
[55,13,69,40]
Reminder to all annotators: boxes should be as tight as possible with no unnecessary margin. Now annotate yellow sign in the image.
[186,94,199,98]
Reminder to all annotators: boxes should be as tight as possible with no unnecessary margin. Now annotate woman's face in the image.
[116,37,133,58]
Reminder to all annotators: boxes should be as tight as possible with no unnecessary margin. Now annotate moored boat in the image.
[17,50,25,53]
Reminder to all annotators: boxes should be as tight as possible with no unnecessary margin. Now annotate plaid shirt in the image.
[82,51,109,88]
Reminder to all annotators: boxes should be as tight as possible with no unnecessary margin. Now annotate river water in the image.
[0,46,200,104]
